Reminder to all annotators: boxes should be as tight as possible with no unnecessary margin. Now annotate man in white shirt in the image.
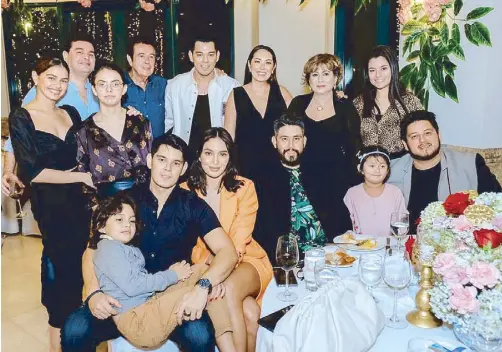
[164,36,240,154]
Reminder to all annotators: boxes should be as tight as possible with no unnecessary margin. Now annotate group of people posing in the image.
[3,33,501,352]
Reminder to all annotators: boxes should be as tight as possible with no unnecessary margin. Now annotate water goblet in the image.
[391,212,409,252]
[383,250,412,329]
[358,253,383,301]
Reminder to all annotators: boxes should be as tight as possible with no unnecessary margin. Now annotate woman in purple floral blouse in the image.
[75,62,152,195]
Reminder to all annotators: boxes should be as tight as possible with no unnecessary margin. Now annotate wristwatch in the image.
[196,278,212,294]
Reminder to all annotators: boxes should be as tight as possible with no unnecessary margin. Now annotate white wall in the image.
[259,0,335,95]
[233,0,259,84]
[234,0,335,95]
[399,0,501,149]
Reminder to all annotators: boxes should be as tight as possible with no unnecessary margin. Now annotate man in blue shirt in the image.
[61,134,238,352]
[124,37,168,139]
[1,34,99,197]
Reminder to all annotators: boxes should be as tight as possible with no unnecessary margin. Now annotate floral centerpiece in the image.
[418,191,502,341]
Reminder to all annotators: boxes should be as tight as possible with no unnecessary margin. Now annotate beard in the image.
[406,140,441,161]
[278,148,302,167]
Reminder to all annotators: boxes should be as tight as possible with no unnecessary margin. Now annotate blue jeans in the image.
[61,303,216,352]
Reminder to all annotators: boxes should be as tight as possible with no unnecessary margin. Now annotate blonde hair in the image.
[302,54,343,87]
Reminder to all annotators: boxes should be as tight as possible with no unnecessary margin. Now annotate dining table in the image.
[256,238,468,352]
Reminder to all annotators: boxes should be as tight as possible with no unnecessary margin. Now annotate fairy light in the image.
[105,12,113,61]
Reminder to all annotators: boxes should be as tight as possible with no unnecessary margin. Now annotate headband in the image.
[357,150,390,171]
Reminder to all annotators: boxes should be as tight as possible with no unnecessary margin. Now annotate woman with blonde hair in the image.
[287,54,362,238]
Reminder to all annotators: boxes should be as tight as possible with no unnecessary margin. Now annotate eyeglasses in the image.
[96,81,124,91]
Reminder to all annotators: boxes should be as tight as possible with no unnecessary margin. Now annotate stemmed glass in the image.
[276,234,300,302]
[314,261,339,288]
[390,212,409,252]
[383,250,412,329]
[9,180,26,219]
[358,253,383,301]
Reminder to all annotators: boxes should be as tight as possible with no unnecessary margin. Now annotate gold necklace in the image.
[312,95,330,111]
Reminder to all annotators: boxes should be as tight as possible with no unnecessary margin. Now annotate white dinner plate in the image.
[332,234,385,252]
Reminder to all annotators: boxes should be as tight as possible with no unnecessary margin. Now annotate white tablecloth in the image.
[257,245,463,352]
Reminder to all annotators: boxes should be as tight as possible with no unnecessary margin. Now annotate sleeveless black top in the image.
[233,82,287,179]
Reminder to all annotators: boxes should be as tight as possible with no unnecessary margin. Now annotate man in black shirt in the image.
[389,110,501,233]
[61,134,238,352]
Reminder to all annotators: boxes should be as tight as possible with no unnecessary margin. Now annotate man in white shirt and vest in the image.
[164,35,240,157]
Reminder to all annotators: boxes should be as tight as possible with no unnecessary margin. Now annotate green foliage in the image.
[400,1,494,106]
[466,7,493,20]
[454,0,463,16]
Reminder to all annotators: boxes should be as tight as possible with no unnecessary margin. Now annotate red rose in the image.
[474,229,502,249]
[443,192,472,215]
[405,235,416,259]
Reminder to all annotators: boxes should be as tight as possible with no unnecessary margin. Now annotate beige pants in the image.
[114,264,232,349]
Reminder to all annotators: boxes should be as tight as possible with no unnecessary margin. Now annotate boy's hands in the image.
[169,260,193,281]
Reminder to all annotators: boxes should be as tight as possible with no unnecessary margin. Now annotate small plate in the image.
[333,234,385,252]
[324,246,358,267]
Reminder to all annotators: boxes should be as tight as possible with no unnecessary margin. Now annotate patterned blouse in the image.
[353,92,423,155]
[75,113,152,184]
[289,168,326,253]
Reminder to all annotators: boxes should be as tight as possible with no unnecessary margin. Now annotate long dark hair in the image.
[187,128,244,196]
[362,45,409,119]
[88,192,140,249]
[244,45,277,85]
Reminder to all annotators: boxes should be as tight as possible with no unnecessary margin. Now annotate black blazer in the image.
[253,157,352,264]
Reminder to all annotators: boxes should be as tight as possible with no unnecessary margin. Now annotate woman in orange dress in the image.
[181,127,272,352]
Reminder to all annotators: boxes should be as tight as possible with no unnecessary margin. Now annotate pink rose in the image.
[443,266,469,286]
[449,285,479,314]
[399,0,412,8]
[468,262,500,289]
[492,216,502,231]
[433,253,456,276]
[398,8,413,24]
[452,215,473,231]
[424,0,443,22]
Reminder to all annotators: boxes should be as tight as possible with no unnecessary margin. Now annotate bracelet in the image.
[85,289,103,304]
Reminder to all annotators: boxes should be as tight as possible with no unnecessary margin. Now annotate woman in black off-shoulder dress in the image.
[9,57,93,350]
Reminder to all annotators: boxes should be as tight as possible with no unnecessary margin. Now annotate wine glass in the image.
[390,212,409,252]
[383,250,412,329]
[276,234,300,302]
[358,253,383,301]
[9,180,26,219]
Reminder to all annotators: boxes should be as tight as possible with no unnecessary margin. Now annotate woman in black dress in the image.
[288,54,362,228]
[224,45,293,179]
[9,57,93,351]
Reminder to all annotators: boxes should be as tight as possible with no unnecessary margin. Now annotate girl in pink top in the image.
[344,146,407,237]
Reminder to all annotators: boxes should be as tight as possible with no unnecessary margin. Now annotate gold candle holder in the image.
[406,264,442,328]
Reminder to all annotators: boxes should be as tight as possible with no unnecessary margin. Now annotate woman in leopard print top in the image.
[353,46,423,158]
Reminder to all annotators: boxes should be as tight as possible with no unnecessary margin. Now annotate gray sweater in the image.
[94,239,178,314]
